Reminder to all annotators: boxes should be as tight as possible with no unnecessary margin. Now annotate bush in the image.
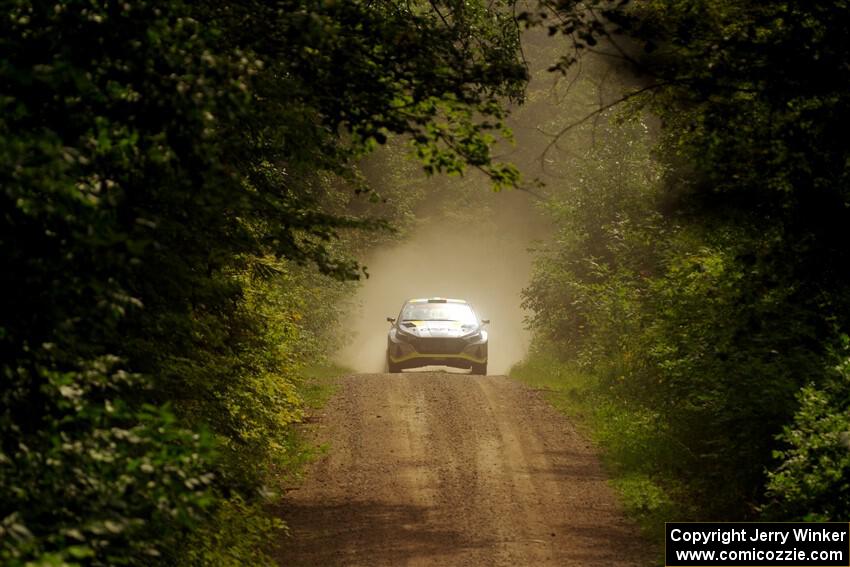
[765,343,850,521]
[522,0,850,520]
[1,1,525,563]
[0,358,216,566]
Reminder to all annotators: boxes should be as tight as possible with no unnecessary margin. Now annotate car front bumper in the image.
[387,334,488,369]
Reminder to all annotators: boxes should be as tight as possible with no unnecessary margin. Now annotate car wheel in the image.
[386,356,402,374]
[470,362,487,375]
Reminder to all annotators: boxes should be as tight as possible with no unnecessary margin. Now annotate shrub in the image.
[765,342,850,521]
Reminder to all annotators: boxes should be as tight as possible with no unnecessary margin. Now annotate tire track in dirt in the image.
[275,373,649,566]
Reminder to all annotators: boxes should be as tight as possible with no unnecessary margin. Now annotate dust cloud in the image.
[334,27,626,375]
[335,189,544,375]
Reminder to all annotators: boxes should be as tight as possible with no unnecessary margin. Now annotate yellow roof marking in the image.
[407,297,468,304]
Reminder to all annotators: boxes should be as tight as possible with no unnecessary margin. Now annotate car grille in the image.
[410,337,464,355]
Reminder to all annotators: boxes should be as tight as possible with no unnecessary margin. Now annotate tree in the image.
[0,1,525,563]
[522,0,850,518]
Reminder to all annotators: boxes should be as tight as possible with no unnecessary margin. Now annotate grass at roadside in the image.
[510,348,679,557]
[275,363,351,483]
[298,362,350,410]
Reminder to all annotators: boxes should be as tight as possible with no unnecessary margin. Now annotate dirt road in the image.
[275,373,649,566]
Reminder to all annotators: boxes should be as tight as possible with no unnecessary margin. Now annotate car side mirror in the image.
[386,317,396,323]
[481,319,490,325]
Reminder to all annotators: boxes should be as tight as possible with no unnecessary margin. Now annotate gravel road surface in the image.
[275,372,649,566]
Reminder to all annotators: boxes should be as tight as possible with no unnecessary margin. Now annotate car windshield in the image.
[401,302,477,324]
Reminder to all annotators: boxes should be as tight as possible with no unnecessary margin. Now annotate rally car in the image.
[386,297,489,375]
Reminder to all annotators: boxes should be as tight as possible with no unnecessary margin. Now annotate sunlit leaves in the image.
[526,0,850,521]
[2,1,525,563]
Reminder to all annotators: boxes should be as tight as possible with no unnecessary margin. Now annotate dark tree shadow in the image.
[274,499,497,567]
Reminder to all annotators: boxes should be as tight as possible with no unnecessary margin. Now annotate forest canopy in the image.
[0,1,524,564]
[520,0,850,521]
[3,0,850,564]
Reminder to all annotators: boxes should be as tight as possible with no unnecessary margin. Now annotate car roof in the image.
[406,297,468,304]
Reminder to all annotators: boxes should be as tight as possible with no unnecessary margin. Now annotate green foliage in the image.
[296,364,349,411]
[1,0,524,564]
[522,118,821,515]
[522,118,663,367]
[509,346,676,545]
[765,342,850,521]
[176,496,283,567]
[0,358,216,566]
[523,0,850,521]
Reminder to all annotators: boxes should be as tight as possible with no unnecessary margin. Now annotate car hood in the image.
[397,320,477,338]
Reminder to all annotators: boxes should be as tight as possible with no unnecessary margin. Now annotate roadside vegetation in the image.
[516,0,850,530]
[297,364,350,412]
[4,0,850,564]
[0,1,524,565]
[510,352,676,541]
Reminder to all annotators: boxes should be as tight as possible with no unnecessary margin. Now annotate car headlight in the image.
[462,327,483,341]
[395,327,416,341]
